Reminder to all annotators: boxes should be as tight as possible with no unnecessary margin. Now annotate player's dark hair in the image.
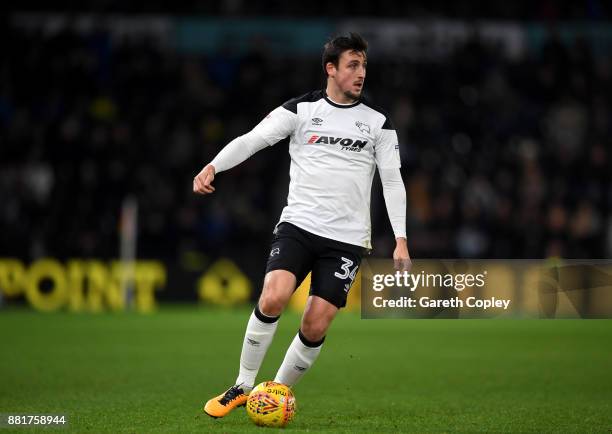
[322,32,368,77]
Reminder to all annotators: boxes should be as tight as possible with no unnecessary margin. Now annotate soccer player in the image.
[194,33,411,418]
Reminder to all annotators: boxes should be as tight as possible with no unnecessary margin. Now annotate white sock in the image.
[274,330,324,387]
[235,305,279,392]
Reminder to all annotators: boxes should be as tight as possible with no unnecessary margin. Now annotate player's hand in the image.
[193,164,216,195]
[393,238,412,271]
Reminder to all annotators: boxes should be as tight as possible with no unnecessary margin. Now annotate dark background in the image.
[1,2,610,298]
[9,1,612,19]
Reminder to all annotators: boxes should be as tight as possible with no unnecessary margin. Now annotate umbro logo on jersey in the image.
[307,135,367,152]
[355,121,370,134]
[270,247,280,257]
[311,117,323,126]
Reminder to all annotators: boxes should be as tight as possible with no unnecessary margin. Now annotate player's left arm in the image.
[379,168,411,271]
[375,118,411,271]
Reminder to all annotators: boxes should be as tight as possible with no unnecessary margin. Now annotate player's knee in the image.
[258,271,295,316]
[258,294,284,316]
[300,318,327,343]
[259,285,288,316]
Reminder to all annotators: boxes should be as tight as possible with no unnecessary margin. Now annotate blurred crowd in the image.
[381,33,611,259]
[12,1,610,20]
[0,20,610,264]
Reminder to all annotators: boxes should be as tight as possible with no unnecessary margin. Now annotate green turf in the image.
[0,306,610,433]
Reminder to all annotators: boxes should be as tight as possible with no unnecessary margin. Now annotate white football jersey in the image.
[252,90,400,249]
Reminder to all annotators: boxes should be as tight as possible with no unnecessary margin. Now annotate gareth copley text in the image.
[372,296,511,310]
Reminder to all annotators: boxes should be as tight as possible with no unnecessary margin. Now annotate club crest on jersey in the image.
[355,121,370,134]
[307,135,367,152]
[311,117,323,126]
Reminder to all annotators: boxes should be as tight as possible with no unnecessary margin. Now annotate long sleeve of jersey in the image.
[210,106,297,173]
[210,130,268,173]
[378,167,407,239]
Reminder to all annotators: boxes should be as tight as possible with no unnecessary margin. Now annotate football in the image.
[246,381,296,427]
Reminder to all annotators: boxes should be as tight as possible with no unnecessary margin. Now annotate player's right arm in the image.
[193,106,297,195]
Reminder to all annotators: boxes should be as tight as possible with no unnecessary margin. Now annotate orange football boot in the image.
[204,385,248,418]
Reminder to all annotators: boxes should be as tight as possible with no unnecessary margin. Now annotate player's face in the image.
[330,50,367,100]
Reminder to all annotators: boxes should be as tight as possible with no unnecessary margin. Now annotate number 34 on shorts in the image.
[334,257,359,292]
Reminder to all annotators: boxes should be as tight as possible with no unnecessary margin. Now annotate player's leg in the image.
[204,270,295,418]
[274,238,363,387]
[234,270,296,390]
[274,295,338,386]
[204,223,313,418]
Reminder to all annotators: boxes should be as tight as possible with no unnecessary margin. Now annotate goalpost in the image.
[119,196,138,309]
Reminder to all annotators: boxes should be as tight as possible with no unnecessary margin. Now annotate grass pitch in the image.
[0,306,610,433]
